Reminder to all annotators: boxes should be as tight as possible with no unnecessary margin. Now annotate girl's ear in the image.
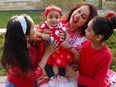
[96,35,103,41]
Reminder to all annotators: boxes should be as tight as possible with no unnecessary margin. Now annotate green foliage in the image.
[105,31,116,71]
[0,11,44,28]
[110,54,116,71]
[106,31,116,49]
[102,2,116,11]
[0,35,6,76]
[39,0,84,12]
[0,66,7,76]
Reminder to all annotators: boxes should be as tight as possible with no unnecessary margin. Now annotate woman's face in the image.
[70,5,90,31]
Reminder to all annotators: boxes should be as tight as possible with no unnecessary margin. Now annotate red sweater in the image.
[78,40,112,87]
[7,44,42,87]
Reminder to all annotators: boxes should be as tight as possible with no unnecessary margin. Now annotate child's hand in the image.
[61,41,71,49]
[42,34,50,40]
[45,40,59,55]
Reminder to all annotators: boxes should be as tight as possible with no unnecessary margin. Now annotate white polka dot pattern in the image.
[41,24,45,28]
[55,30,59,36]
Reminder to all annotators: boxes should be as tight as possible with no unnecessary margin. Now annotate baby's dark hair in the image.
[92,16,116,41]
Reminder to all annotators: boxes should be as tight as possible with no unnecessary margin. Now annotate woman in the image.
[1,14,58,87]
[61,2,97,60]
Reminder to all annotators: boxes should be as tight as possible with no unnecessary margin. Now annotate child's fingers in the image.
[58,30,65,40]
[51,40,59,50]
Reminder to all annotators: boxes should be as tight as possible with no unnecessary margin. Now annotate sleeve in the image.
[38,22,46,31]
[74,38,88,51]
[34,22,46,42]
[27,67,43,80]
[78,54,112,87]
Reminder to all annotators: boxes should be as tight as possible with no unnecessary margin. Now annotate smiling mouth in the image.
[73,16,78,23]
[51,23,57,27]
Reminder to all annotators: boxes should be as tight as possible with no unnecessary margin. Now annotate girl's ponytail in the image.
[109,16,116,30]
[106,13,116,30]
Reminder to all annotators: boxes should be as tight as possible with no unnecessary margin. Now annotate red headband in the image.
[44,7,62,17]
[105,13,116,19]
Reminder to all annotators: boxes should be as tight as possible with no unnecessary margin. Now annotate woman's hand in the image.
[58,30,65,41]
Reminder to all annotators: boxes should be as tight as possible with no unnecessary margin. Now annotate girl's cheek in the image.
[30,30,36,40]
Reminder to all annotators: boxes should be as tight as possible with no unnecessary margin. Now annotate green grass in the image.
[0,11,45,28]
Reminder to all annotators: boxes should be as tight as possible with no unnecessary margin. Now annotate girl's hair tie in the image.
[17,16,27,34]
[108,19,115,30]
[105,12,116,19]
[106,13,116,30]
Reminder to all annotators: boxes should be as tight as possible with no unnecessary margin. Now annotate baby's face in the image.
[46,11,61,27]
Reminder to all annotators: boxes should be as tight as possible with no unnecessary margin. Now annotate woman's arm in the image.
[70,48,80,64]
[38,40,58,69]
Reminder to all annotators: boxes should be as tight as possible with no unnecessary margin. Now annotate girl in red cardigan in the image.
[78,16,116,87]
[1,14,58,87]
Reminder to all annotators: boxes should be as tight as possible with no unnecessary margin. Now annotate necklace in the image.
[69,30,82,45]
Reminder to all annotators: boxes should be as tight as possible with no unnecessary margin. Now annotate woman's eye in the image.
[82,14,86,19]
[87,29,90,32]
[78,10,81,13]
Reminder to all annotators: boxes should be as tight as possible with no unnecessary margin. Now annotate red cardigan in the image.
[78,40,112,87]
[7,44,42,87]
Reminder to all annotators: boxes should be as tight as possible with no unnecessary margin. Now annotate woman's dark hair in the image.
[1,14,33,74]
[63,2,98,34]
[92,16,116,41]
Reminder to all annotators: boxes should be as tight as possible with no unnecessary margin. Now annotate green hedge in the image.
[106,31,116,71]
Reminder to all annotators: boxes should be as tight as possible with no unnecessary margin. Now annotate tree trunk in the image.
[99,0,103,9]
